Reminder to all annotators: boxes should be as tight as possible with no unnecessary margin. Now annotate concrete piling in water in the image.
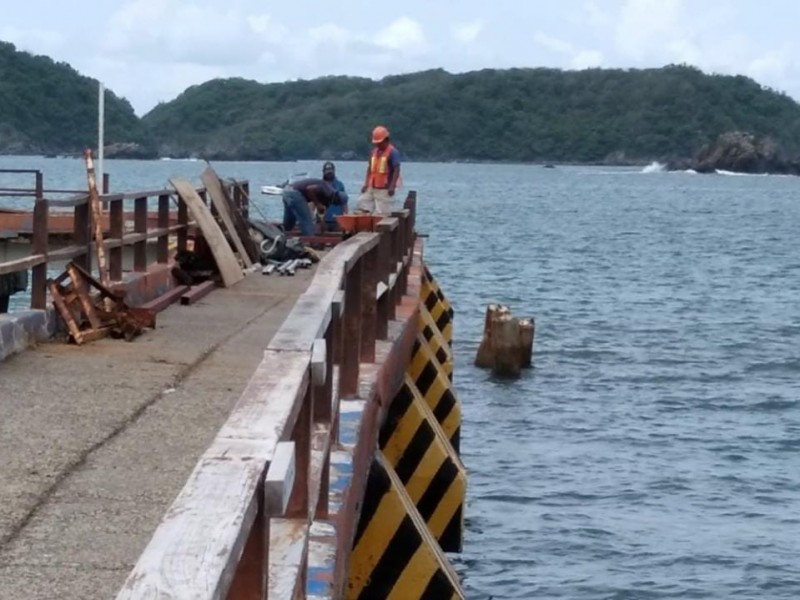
[475,303,535,377]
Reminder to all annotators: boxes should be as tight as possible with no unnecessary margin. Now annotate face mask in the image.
[323,172,334,180]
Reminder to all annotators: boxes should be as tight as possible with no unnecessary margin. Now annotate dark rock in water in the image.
[104,142,157,159]
[683,131,800,175]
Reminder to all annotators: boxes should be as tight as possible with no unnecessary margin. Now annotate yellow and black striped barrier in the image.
[419,303,453,381]
[420,266,453,348]
[379,374,466,552]
[347,261,466,599]
[345,453,465,600]
[406,334,461,454]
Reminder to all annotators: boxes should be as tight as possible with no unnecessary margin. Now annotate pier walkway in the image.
[0,270,314,599]
[1,184,467,599]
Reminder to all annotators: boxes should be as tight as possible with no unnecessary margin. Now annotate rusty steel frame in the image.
[0,165,249,311]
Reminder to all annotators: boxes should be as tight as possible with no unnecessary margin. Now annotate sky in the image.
[3,0,800,116]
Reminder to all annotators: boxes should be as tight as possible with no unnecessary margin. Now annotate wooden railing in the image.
[116,193,417,599]
[0,169,251,310]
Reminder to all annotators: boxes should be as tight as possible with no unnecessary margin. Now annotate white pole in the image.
[98,81,105,187]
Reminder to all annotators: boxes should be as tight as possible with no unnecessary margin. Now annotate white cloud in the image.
[614,0,684,62]
[374,17,426,55]
[533,32,602,70]
[584,1,613,29]
[0,26,66,56]
[451,20,483,44]
[309,23,352,47]
[571,50,604,69]
[104,0,265,66]
[533,32,574,55]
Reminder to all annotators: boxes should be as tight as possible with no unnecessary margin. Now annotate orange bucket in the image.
[335,214,384,233]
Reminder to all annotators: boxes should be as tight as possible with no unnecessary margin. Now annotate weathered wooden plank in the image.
[115,439,269,600]
[376,216,399,232]
[332,290,345,317]
[201,167,254,268]
[217,350,310,444]
[264,233,392,354]
[216,175,260,263]
[342,233,380,272]
[309,423,331,520]
[267,293,333,353]
[268,519,309,600]
[170,177,244,288]
[340,260,363,396]
[0,254,45,275]
[311,339,327,387]
[265,441,296,517]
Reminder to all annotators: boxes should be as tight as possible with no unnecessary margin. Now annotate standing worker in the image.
[281,177,343,236]
[321,161,348,232]
[357,125,401,215]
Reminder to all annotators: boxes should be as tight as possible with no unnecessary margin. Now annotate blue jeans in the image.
[282,189,315,236]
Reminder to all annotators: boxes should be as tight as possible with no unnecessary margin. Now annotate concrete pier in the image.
[0,186,466,599]
[0,271,313,598]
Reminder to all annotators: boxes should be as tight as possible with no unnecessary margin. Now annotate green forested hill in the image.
[142,65,800,163]
[2,39,800,165]
[0,42,149,155]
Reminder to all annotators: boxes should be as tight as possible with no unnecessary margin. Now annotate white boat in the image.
[260,185,284,196]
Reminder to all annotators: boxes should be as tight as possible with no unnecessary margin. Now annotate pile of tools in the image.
[261,258,313,276]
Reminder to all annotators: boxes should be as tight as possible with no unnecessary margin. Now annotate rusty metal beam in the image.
[139,285,189,313]
[180,281,216,305]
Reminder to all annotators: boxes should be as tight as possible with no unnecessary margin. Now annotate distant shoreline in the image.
[0,151,662,168]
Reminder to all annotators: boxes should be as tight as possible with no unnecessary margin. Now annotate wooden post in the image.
[85,149,109,286]
[388,222,401,309]
[360,248,378,363]
[109,197,123,281]
[241,181,250,219]
[375,231,391,339]
[177,192,188,253]
[73,195,90,273]
[289,384,312,519]
[30,172,47,310]
[331,291,344,443]
[157,193,170,263]
[392,210,409,296]
[226,504,265,600]
[340,262,363,397]
[134,196,147,272]
[313,335,332,425]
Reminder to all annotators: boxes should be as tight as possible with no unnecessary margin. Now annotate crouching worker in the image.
[281,177,343,236]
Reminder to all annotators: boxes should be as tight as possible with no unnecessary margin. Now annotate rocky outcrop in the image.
[674,131,800,175]
[103,142,157,159]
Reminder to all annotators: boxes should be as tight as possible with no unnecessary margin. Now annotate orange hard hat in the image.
[371,125,389,143]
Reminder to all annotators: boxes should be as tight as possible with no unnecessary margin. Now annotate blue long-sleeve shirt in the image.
[323,177,348,222]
